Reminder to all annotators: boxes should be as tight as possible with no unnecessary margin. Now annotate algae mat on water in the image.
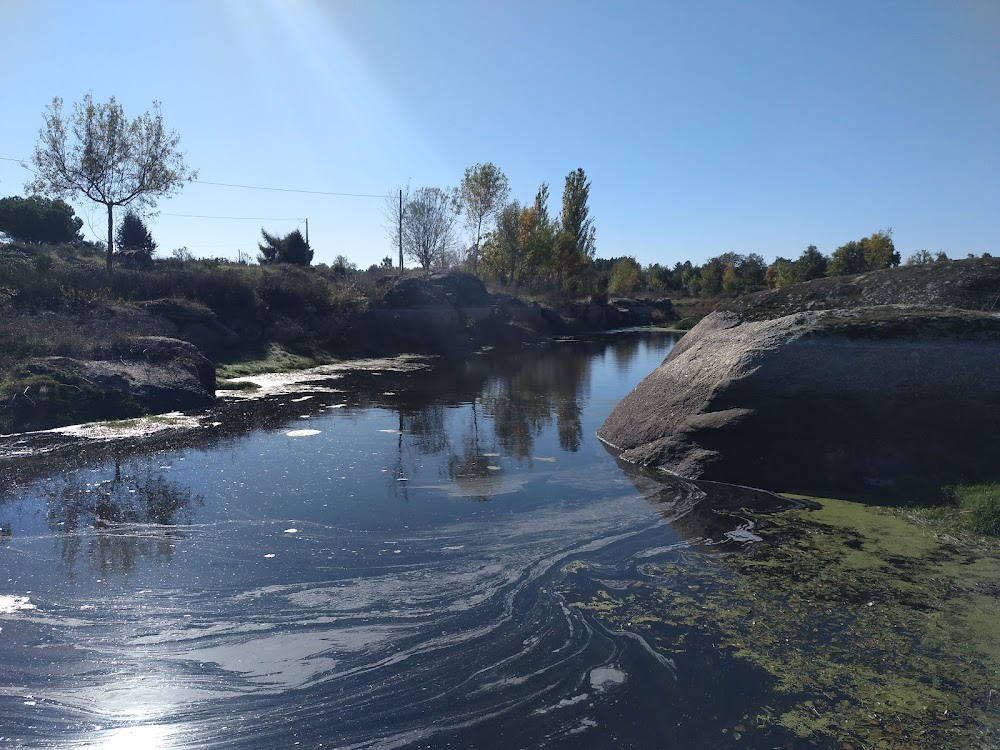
[561,496,1000,749]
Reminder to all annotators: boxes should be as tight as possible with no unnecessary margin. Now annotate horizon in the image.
[1,0,997,269]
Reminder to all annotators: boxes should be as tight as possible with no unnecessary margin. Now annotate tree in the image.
[257,228,313,266]
[460,163,509,268]
[861,228,899,270]
[0,195,83,244]
[331,254,357,275]
[115,210,157,255]
[828,229,899,277]
[27,94,196,272]
[796,245,828,281]
[560,168,596,261]
[401,187,461,271]
[827,239,867,276]
[608,257,642,295]
[721,261,740,296]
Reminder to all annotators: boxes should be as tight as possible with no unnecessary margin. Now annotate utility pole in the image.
[304,218,309,248]
[398,189,403,274]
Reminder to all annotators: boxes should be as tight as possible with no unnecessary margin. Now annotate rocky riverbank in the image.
[598,258,1000,495]
[1,271,675,433]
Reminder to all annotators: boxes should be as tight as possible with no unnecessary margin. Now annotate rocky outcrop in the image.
[5,337,215,432]
[357,273,675,354]
[599,259,1000,495]
[137,298,241,353]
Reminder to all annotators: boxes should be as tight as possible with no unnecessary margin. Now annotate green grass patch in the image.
[216,342,332,379]
[947,483,1000,536]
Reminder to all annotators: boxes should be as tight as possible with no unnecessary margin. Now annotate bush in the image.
[948,484,1000,536]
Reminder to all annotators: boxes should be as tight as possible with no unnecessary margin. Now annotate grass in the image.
[216,342,334,379]
[870,483,1000,540]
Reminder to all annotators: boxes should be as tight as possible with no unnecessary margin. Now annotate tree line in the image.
[384,163,598,295]
[3,94,991,295]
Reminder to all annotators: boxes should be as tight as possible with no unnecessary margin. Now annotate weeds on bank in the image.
[216,342,330,378]
[894,483,1000,538]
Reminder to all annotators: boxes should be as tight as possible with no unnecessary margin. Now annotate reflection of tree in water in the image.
[610,337,643,375]
[445,402,503,502]
[402,404,449,455]
[44,458,202,577]
[482,350,590,457]
[384,345,596,501]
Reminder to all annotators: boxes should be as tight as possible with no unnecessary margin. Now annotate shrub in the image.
[948,484,1000,536]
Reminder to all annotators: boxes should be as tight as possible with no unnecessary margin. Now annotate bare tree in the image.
[401,187,461,271]
[27,94,196,272]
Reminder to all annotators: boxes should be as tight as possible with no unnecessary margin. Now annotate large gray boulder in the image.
[599,259,1000,494]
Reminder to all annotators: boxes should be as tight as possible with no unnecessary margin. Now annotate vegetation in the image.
[257,228,313,266]
[401,187,462,270]
[27,94,196,272]
[911,484,1000,537]
[460,162,509,270]
[0,195,83,245]
[115,210,157,255]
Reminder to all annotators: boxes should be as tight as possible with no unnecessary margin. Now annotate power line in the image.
[192,179,387,199]
[162,212,306,221]
[0,156,389,198]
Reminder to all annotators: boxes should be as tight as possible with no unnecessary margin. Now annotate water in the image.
[0,331,826,748]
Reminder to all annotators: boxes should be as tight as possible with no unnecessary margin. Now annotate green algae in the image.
[559,495,1000,749]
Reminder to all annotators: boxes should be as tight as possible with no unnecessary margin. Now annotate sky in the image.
[1,0,998,270]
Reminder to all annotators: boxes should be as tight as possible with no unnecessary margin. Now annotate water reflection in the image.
[4,331,722,749]
[37,458,202,577]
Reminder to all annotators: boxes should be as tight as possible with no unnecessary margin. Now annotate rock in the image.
[427,272,490,307]
[382,277,447,309]
[137,298,240,352]
[11,337,216,431]
[599,259,1000,494]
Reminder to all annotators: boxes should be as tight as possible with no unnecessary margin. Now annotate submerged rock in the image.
[599,259,1000,494]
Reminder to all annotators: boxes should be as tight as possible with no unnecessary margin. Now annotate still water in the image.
[1,332,831,748]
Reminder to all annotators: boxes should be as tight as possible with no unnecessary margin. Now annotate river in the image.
[1,330,996,748]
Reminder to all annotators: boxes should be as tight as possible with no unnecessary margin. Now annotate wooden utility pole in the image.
[398,189,403,274]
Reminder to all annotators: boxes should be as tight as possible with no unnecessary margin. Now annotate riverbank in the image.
[0,243,677,433]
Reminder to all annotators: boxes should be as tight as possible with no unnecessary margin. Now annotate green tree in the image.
[257,228,313,266]
[460,163,510,269]
[796,244,828,281]
[560,168,596,261]
[115,210,157,255]
[828,229,899,277]
[766,257,797,288]
[827,240,866,276]
[551,168,597,292]
[481,201,525,287]
[861,228,899,270]
[608,256,643,295]
[27,94,196,272]
[721,261,740,296]
[698,257,724,297]
[0,195,83,244]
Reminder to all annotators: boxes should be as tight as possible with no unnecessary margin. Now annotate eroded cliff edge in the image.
[598,259,1000,495]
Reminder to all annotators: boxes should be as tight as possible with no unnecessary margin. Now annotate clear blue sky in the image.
[1,0,997,269]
